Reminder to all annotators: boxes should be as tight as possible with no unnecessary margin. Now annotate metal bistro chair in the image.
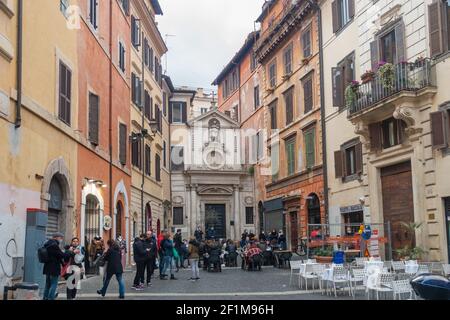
[349,268,366,299]
[372,273,395,300]
[391,261,406,273]
[289,260,303,287]
[329,266,351,298]
[442,264,450,278]
[392,279,415,300]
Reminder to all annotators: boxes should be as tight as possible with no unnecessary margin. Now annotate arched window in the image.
[47,177,63,239]
[116,201,123,238]
[85,195,100,246]
[307,193,321,225]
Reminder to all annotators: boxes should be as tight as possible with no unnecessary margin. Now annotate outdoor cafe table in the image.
[273,250,292,268]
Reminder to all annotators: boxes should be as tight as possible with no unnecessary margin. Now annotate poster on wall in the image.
[368,229,380,257]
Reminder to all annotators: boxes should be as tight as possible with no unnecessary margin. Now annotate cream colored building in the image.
[0,0,79,289]
[129,0,169,238]
[324,0,450,262]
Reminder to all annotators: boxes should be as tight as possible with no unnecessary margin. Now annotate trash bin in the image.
[3,283,40,300]
[332,251,345,264]
[410,274,450,300]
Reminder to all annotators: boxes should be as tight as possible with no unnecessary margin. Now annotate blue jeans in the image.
[43,275,59,300]
[162,256,173,276]
[100,273,125,298]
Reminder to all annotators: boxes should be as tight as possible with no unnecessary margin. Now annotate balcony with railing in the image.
[347,59,436,118]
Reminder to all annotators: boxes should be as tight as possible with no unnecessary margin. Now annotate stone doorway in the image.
[205,204,226,239]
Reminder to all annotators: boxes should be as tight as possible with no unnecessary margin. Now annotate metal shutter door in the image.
[46,210,59,239]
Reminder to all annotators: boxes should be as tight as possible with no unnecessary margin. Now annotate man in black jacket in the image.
[173,229,183,269]
[132,234,146,290]
[42,232,74,300]
[143,230,157,286]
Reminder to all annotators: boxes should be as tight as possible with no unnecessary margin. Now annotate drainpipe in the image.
[15,0,23,128]
[108,0,113,241]
[309,0,329,221]
[141,29,145,234]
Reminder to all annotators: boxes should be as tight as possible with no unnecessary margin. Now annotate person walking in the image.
[117,235,127,270]
[157,230,166,276]
[64,237,85,300]
[160,232,176,280]
[143,230,157,287]
[132,234,146,290]
[97,240,125,299]
[42,232,74,300]
[187,237,200,281]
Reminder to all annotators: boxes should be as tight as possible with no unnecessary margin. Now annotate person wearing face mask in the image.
[42,232,74,300]
[64,237,84,300]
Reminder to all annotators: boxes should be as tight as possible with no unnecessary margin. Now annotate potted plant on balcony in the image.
[345,80,360,109]
[314,247,334,263]
[361,70,375,84]
[377,61,395,90]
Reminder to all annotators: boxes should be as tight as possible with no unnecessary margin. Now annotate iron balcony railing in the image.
[348,58,434,116]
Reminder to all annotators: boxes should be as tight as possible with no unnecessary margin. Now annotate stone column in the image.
[233,185,240,240]
[190,184,198,238]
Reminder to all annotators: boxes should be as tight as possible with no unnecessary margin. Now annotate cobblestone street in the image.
[58,264,365,300]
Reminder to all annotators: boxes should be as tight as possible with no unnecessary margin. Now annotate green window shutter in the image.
[305,129,315,169]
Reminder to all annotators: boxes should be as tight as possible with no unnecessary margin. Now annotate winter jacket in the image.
[133,238,147,263]
[104,244,123,275]
[194,230,203,242]
[43,239,73,276]
[174,233,183,249]
[161,239,174,257]
[188,241,200,259]
[143,237,157,259]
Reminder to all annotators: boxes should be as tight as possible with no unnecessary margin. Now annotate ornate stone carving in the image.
[173,196,184,204]
[393,105,422,138]
[197,185,233,196]
[354,122,371,149]
[244,196,254,205]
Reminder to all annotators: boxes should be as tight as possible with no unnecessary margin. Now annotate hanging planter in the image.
[361,70,375,84]
[345,80,360,108]
[377,61,395,90]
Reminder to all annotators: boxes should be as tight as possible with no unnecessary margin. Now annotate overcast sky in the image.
[157,0,264,90]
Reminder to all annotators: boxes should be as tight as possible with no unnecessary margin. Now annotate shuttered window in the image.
[131,133,141,169]
[302,27,311,58]
[163,141,167,167]
[270,100,278,129]
[155,154,161,182]
[303,75,313,113]
[144,91,151,120]
[58,61,71,125]
[304,128,316,169]
[285,137,296,176]
[269,59,277,88]
[119,0,129,15]
[170,102,186,123]
[370,21,406,67]
[369,122,382,151]
[155,105,162,132]
[173,207,184,225]
[271,143,279,181]
[284,87,294,125]
[119,41,126,72]
[131,15,140,47]
[332,0,354,33]
[88,0,98,30]
[283,44,293,75]
[334,150,344,179]
[131,73,142,107]
[144,38,149,66]
[145,145,151,176]
[88,93,99,145]
[254,85,260,109]
[119,123,127,165]
[428,1,450,57]
[332,53,354,108]
[430,111,449,149]
[163,92,167,116]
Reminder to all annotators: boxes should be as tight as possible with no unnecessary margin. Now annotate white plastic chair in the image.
[311,264,327,294]
[416,264,430,275]
[301,263,319,292]
[392,279,414,300]
[289,260,302,286]
[355,257,368,267]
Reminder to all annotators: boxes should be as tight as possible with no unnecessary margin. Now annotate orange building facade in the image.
[215,0,326,250]
[76,0,132,268]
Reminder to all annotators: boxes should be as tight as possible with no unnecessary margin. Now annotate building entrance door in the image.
[205,204,226,239]
[289,212,298,251]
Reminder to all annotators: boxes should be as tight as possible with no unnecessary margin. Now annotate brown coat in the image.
[188,243,200,259]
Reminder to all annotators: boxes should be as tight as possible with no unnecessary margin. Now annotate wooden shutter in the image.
[270,102,277,129]
[394,22,406,64]
[430,111,448,149]
[370,40,379,71]
[369,122,382,151]
[169,102,173,124]
[119,123,127,165]
[59,62,71,125]
[332,1,341,33]
[428,2,445,57]
[355,142,363,174]
[181,102,187,123]
[332,67,344,108]
[334,150,344,179]
[305,129,315,168]
[155,154,161,181]
[88,93,99,145]
[285,89,293,125]
[349,0,355,18]
[344,56,354,84]
[303,77,313,113]
[145,145,151,176]
[144,91,150,120]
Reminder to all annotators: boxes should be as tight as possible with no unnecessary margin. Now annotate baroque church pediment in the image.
[197,185,233,196]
